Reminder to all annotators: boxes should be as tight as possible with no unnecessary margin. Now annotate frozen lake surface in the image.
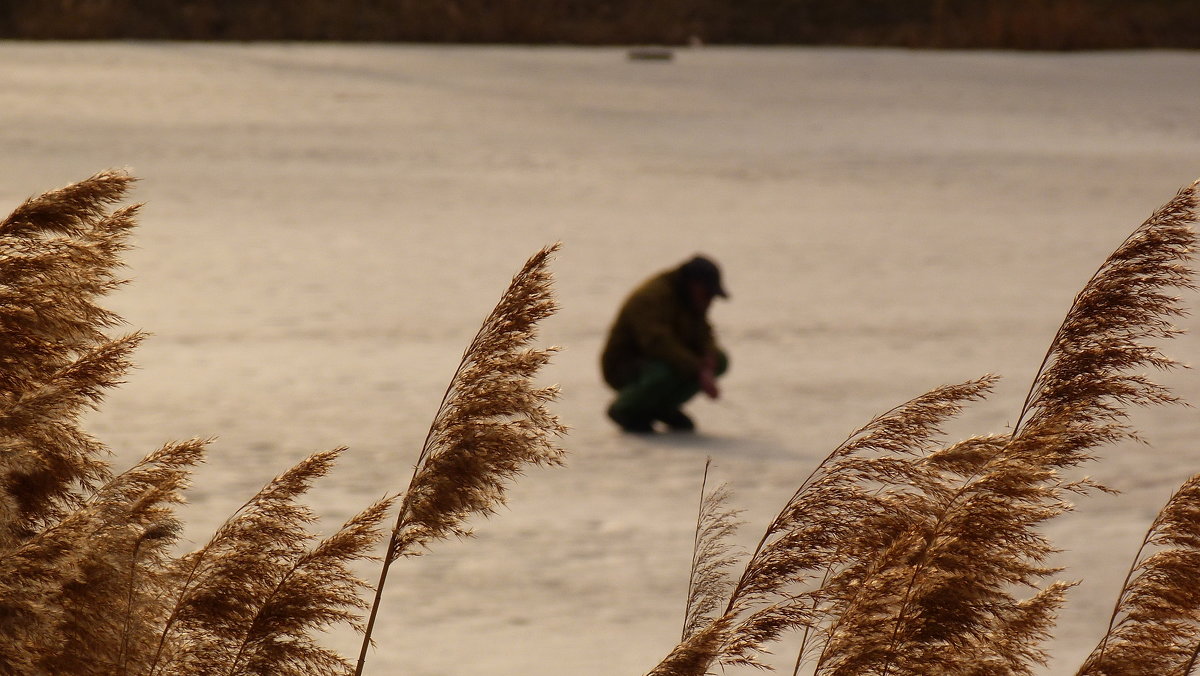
[2,43,1199,674]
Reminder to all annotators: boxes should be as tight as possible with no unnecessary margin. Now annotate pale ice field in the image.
[2,43,1199,674]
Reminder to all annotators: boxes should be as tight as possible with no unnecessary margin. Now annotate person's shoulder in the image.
[628,270,676,303]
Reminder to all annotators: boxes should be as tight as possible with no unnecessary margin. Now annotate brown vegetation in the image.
[648,179,1200,675]
[3,169,1200,675]
[0,170,564,675]
[0,0,1197,48]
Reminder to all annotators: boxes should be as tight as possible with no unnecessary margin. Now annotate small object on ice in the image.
[627,47,674,61]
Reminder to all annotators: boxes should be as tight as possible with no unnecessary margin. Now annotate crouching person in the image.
[600,255,730,433]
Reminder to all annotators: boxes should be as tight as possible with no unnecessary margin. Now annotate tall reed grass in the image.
[3,170,1200,675]
[648,178,1200,676]
[0,170,564,675]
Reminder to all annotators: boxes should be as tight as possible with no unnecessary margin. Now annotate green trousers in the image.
[607,351,728,424]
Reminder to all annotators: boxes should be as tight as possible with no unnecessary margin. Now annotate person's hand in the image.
[699,367,720,399]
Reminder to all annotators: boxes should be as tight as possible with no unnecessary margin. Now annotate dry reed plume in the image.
[354,242,567,674]
[648,178,1200,676]
[7,167,1200,676]
[1076,471,1200,676]
[0,171,565,675]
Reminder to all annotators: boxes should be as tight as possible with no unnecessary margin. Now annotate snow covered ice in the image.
[2,43,1199,674]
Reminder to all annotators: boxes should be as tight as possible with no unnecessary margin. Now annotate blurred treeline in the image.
[1,0,1197,48]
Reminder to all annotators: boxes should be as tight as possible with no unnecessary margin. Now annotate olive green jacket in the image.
[601,265,720,388]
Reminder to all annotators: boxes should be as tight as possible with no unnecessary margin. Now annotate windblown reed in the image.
[648,178,1200,676]
[354,242,567,675]
[1077,472,1200,676]
[144,448,396,676]
[0,171,565,676]
[682,459,743,644]
[7,168,1200,676]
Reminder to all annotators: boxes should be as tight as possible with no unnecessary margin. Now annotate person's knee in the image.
[613,360,698,413]
[612,361,675,407]
[641,360,678,383]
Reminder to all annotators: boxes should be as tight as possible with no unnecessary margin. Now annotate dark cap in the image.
[680,255,728,298]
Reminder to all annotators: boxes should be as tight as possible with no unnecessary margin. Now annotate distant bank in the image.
[2,0,1198,49]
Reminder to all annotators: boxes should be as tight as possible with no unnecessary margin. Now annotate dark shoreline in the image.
[2,1,1198,50]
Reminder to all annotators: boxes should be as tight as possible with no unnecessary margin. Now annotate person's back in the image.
[600,255,729,433]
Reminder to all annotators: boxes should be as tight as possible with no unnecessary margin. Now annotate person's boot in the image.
[656,409,695,432]
[608,406,655,433]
